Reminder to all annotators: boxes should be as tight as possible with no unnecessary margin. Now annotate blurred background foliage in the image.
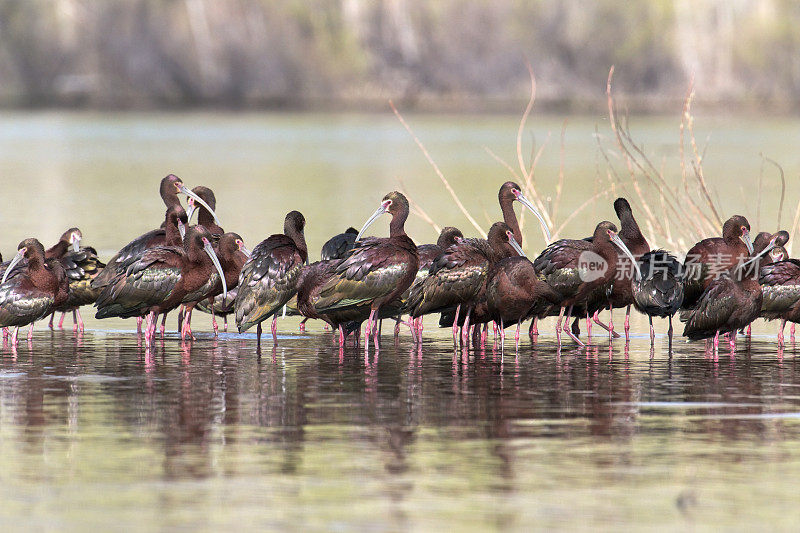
[0,0,799,110]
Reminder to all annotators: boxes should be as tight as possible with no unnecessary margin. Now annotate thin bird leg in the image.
[649,316,655,344]
[668,315,674,350]
[556,307,565,346]
[338,325,345,346]
[373,308,381,347]
[48,313,55,330]
[137,316,143,334]
[451,304,461,347]
[223,315,228,332]
[160,313,167,338]
[778,319,786,347]
[256,322,262,351]
[211,307,218,337]
[713,330,719,351]
[529,317,538,338]
[515,320,521,352]
[563,306,585,347]
[271,315,278,345]
[58,312,66,329]
[791,323,796,341]
[586,312,592,338]
[75,309,84,333]
[461,307,472,347]
[591,310,620,338]
[499,318,505,345]
[624,305,631,341]
[27,322,34,340]
[607,306,614,340]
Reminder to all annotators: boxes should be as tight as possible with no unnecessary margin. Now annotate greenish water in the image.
[0,111,799,530]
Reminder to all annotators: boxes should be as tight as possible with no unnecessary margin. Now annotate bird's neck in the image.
[499,198,522,246]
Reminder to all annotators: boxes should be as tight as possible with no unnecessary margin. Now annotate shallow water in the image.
[1,328,800,531]
[1,111,800,530]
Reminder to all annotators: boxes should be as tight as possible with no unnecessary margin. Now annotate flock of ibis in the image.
[1,174,798,353]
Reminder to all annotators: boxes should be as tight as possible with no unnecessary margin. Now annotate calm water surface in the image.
[0,111,799,530]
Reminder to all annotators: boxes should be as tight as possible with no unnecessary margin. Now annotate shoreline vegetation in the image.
[2,1,800,112]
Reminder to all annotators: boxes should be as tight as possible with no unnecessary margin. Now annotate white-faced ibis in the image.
[400,226,463,335]
[321,227,359,261]
[485,225,560,349]
[295,259,366,343]
[757,249,800,346]
[584,198,650,340]
[185,232,250,337]
[631,249,684,347]
[533,221,641,346]
[682,215,753,309]
[0,239,69,346]
[313,192,418,350]
[234,211,307,348]
[680,269,762,351]
[754,230,789,258]
[406,182,549,345]
[47,228,106,332]
[93,175,217,291]
[186,185,224,237]
[94,226,227,343]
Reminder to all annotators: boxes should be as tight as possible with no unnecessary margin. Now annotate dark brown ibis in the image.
[0,239,69,346]
[48,229,106,332]
[681,215,753,309]
[400,226,463,335]
[94,226,227,343]
[234,211,307,347]
[533,221,641,346]
[185,185,224,237]
[680,269,762,351]
[321,227,359,261]
[184,232,250,337]
[295,259,366,343]
[92,175,218,292]
[313,192,418,350]
[584,198,650,340]
[631,250,684,347]
[485,225,561,349]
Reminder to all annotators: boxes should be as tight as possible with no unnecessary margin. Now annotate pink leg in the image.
[338,325,345,345]
[778,319,786,347]
[713,330,720,351]
[394,319,401,339]
[48,313,55,330]
[607,306,614,340]
[729,332,736,351]
[27,322,34,341]
[223,315,228,332]
[515,321,521,351]
[160,313,167,338]
[372,309,381,347]
[137,316,143,334]
[461,308,472,347]
[299,318,307,333]
[586,314,592,338]
[592,310,620,338]
[76,309,84,333]
[481,323,487,347]
[529,318,538,338]
[649,316,655,344]
[452,304,461,346]
[499,319,506,345]
[271,315,278,345]
[212,308,218,337]
[556,307,565,346]
[746,324,752,336]
[792,323,796,341]
[12,326,19,347]
[58,312,66,329]
[562,306,585,346]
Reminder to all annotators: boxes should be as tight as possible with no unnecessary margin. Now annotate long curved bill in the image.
[740,230,754,255]
[179,185,221,227]
[239,245,252,258]
[186,199,197,224]
[356,202,389,242]
[509,234,526,257]
[609,231,642,279]
[515,192,551,243]
[202,238,227,299]
[2,248,26,284]
[178,220,187,241]
[739,238,777,270]
[71,235,81,253]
